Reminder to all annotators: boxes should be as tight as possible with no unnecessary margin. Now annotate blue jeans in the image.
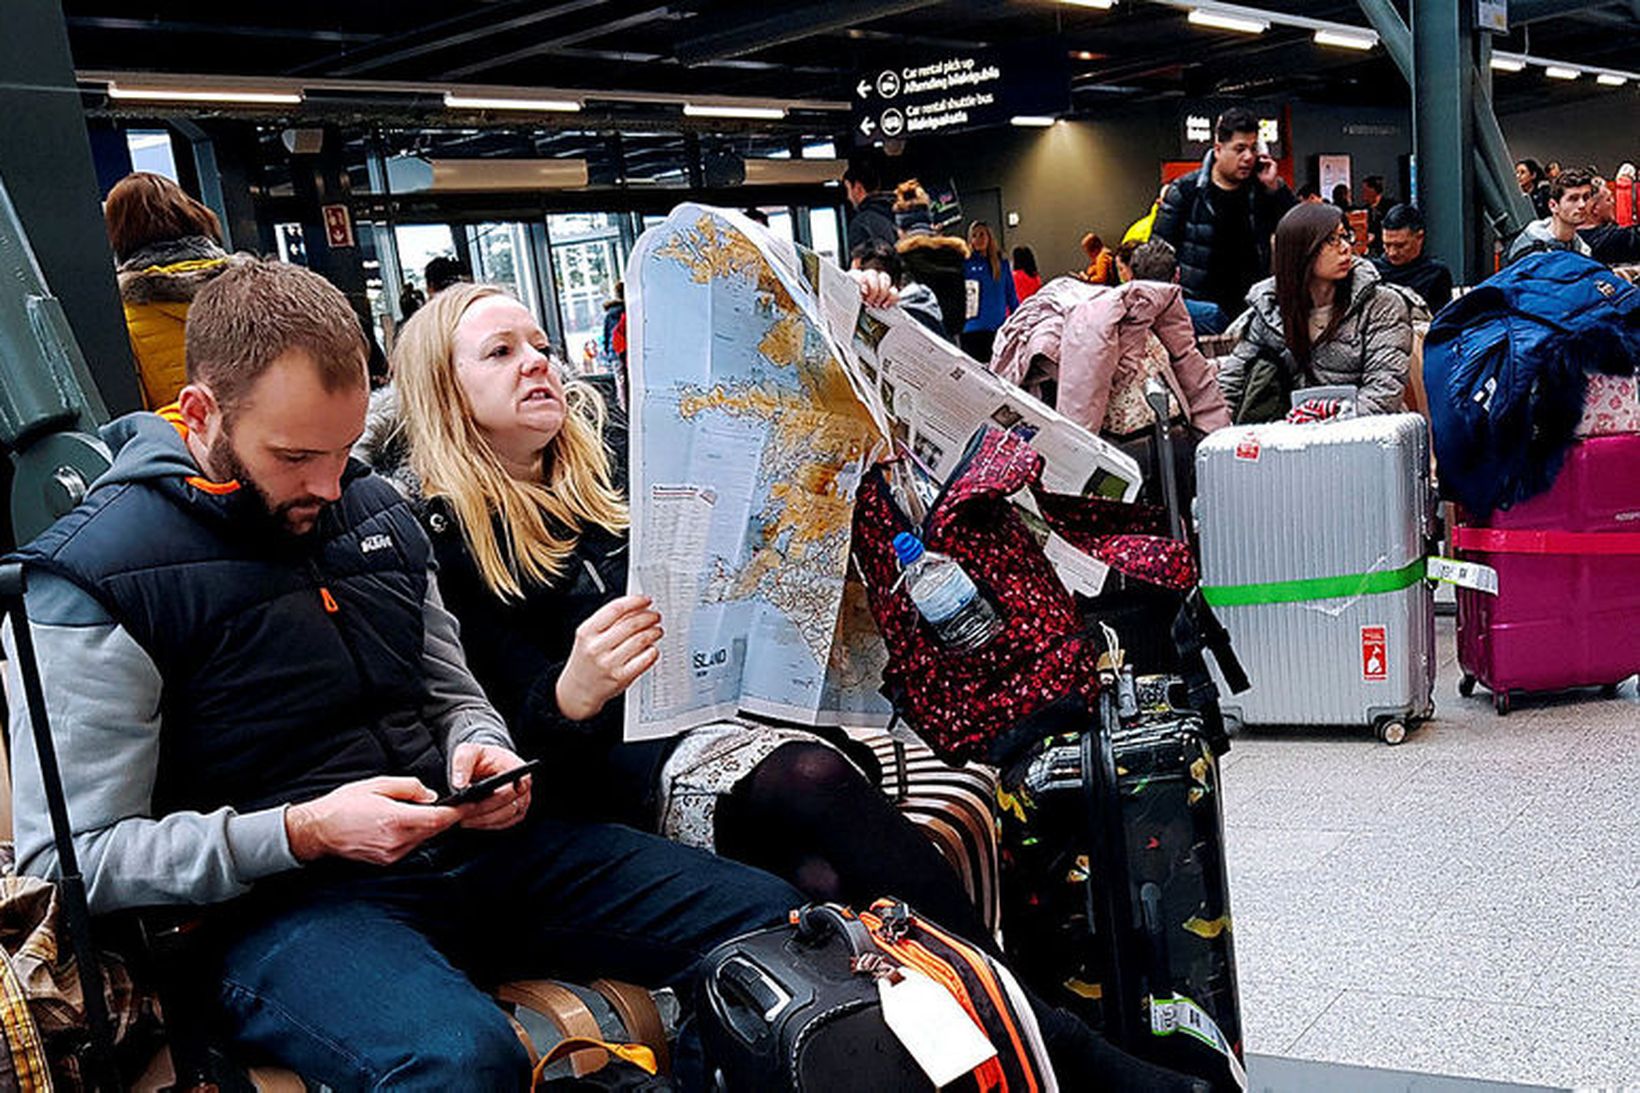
[210,814,801,1091]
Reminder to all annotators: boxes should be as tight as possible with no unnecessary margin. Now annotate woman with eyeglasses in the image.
[1217,202,1418,423]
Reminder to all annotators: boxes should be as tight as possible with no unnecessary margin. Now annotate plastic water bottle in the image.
[892,533,1004,651]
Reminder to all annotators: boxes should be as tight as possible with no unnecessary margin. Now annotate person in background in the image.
[1121,184,1171,244]
[1114,238,1143,283]
[1080,232,1114,285]
[1360,175,1393,257]
[1373,204,1454,311]
[1130,239,1230,335]
[1012,246,1042,302]
[1614,163,1636,227]
[894,180,970,340]
[843,148,898,252]
[1331,183,1353,210]
[1218,203,1416,422]
[1578,174,1640,265]
[1505,168,1594,265]
[1297,182,1323,204]
[1153,106,1297,319]
[963,221,1018,362]
[1516,158,1553,218]
[104,171,242,409]
[601,280,626,365]
[854,240,945,335]
[399,280,426,322]
[425,255,471,295]
[1546,160,1562,181]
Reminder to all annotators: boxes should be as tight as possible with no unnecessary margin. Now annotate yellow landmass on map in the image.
[758,314,806,369]
[656,210,887,669]
[655,214,795,311]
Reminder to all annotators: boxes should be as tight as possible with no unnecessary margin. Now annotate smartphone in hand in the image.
[428,759,543,808]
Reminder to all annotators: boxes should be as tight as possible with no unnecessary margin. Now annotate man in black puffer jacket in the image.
[6,259,799,1090]
[1153,106,1296,319]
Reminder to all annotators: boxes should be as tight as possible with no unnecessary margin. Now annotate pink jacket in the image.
[988,276,1107,386]
[1058,281,1232,434]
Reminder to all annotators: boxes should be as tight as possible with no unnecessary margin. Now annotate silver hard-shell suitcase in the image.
[1194,414,1436,743]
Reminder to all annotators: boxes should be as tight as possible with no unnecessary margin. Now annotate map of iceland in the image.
[628,207,891,735]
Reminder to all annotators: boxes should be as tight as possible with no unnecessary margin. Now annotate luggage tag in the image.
[1425,556,1499,595]
[878,966,997,1087]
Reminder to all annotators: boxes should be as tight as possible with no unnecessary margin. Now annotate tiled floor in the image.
[1224,616,1640,1091]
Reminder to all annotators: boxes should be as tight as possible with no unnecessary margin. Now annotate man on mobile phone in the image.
[5,259,801,1089]
[1154,105,1297,319]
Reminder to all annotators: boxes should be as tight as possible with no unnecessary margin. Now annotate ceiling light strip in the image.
[107,83,303,105]
[683,103,787,119]
[1491,52,1640,84]
[79,70,849,114]
[443,93,581,112]
[1187,9,1269,33]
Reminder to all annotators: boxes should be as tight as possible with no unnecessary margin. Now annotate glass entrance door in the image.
[547,213,625,371]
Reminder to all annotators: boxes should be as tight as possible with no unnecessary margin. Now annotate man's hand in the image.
[556,594,663,721]
[448,742,534,831]
[1256,155,1282,192]
[848,267,900,309]
[285,777,458,864]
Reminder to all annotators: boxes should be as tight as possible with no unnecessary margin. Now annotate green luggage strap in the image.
[1201,557,1426,607]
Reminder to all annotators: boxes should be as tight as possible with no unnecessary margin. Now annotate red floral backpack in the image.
[851,426,1205,765]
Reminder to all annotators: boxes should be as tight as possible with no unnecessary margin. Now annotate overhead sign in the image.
[1476,0,1508,34]
[852,47,1068,143]
[1177,102,1285,160]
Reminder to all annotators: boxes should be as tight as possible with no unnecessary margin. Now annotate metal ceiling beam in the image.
[287,0,604,77]
[674,0,946,65]
[67,16,373,43]
[440,5,675,80]
[1508,0,1629,23]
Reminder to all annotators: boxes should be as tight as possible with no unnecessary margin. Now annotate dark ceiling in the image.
[63,0,1640,131]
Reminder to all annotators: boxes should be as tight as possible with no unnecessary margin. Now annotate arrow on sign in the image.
[856,79,872,99]
[858,116,877,136]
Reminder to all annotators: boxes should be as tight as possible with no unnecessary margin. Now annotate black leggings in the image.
[713,742,994,952]
[713,742,1206,1091]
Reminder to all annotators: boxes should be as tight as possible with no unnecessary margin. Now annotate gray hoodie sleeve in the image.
[5,572,298,914]
[419,568,515,762]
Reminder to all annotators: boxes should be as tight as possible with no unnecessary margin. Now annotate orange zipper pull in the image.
[320,587,339,614]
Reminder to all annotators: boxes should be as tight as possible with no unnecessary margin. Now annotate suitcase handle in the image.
[794,903,875,960]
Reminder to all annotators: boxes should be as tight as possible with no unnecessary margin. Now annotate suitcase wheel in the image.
[1493,691,1512,716]
[1375,719,1408,746]
[1458,674,1476,698]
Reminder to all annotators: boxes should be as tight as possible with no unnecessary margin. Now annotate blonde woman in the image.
[375,283,1210,1090]
[379,281,998,928]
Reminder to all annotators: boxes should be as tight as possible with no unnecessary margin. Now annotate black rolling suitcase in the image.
[997,381,1246,1091]
[698,902,1055,1093]
[997,677,1243,1092]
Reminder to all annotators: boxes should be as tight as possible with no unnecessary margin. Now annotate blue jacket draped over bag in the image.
[1422,251,1640,516]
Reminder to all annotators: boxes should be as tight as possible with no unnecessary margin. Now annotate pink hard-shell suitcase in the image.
[1454,434,1640,714]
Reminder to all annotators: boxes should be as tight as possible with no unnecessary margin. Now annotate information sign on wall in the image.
[322,204,355,249]
[1476,0,1508,34]
[1178,103,1284,160]
[1318,154,1352,201]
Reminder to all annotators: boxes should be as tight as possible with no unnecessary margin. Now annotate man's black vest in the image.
[19,460,448,816]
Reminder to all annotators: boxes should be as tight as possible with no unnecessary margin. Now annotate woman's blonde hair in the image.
[393,282,628,600]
